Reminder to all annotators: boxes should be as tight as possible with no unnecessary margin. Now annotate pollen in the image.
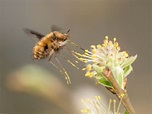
[82,68,86,71]
[115,42,119,47]
[104,39,108,45]
[91,45,96,49]
[85,71,91,76]
[91,55,96,59]
[92,49,97,54]
[102,43,106,47]
[123,51,129,57]
[108,41,113,46]
[97,44,102,49]
[105,35,108,40]
[84,60,88,63]
[85,71,93,78]
[89,72,93,78]
[79,58,84,61]
[86,64,92,71]
[117,46,120,50]
[85,50,89,53]
[113,37,116,42]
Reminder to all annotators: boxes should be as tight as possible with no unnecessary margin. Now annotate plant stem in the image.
[103,69,136,114]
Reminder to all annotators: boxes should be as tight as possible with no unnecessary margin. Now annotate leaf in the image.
[92,64,104,74]
[121,55,137,69]
[92,64,112,87]
[98,76,112,88]
[111,66,124,89]
[124,110,129,114]
[124,65,133,78]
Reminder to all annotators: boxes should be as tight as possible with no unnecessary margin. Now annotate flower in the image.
[73,36,137,90]
[81,95,123,114]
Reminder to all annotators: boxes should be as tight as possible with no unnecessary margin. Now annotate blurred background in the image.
[0,0,151,114]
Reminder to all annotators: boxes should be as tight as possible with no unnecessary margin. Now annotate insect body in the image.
[24,29,70,60]
[33,31,69,60]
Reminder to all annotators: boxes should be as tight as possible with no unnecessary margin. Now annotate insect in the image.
[24,26,79,84]
[24,27,70,60]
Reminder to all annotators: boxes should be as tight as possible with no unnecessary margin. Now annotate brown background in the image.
[0,0,151,114]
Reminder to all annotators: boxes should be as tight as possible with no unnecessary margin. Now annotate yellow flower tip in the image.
[81,110,84,113]
[84,52,89,55]
[89,74,93,78]
[91,45,96,49]
[113,37,116,42]
[82,68,86,71]
[117,46,121,50]
[85,50,88,52]
[115,42,119,47]
[94,95,100,100]
[108,41,113,46]
[102,44,106,47]
[94,96,97,98]
[79,58,83,61]
[85,109,89,113]
[91,55,96,59]
[87,99,91,102]
[104,39,108,44]
[113,99,116,102]
[86,64,92,71]
[101,66,105,69]
[81,99,85,103]
[84,60,88,63]
[122,51,129,57]
[81,109,89,113]
[92,49,97,54]
[85,71,91,76]
[97,44,102,49]
[118,94,125,98]
[105,36,109,40]
[120,93,125,98]
[86,71,93,78]
[95,82,99,85]
[75,60,78,63]
[124,52,129,57]
[98,96,100,99]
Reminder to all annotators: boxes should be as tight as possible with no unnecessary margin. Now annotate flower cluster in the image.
[81,96,123,114]
[73,36,137,90]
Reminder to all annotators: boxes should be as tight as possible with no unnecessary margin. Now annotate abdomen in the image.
[33,41,50,59]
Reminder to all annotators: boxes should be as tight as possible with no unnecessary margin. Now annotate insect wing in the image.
[23,28,45,39]
[51,25,63,32]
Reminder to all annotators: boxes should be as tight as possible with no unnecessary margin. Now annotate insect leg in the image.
[63,48,79,63]
[64,45,85,62]
[61,48,79,69]
[48,50,71,83]
[49,60,65,76]
[48,49,54,61]
[54,57,71,84]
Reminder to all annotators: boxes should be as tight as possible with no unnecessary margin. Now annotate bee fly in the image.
[24,26,80,84]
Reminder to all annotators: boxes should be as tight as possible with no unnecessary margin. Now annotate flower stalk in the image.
[103,68,136,114]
